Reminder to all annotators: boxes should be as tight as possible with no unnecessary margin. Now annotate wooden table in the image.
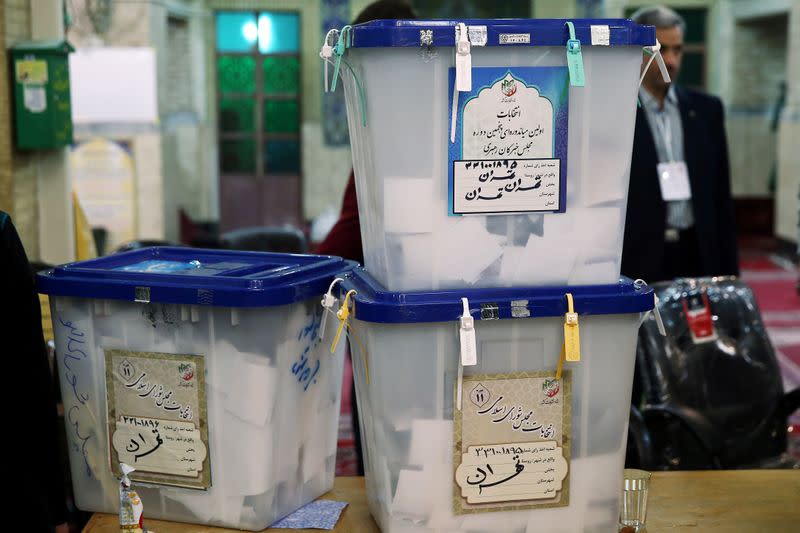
[83,470,800,532]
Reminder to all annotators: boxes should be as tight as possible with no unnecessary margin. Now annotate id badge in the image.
[657,161,692,201]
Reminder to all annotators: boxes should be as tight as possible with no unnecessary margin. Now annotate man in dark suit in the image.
[622,6,739,282]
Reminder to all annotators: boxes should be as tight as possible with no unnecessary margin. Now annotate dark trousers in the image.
[663,226,704,280]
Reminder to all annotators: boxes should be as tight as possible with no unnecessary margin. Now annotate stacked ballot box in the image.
[38,248,350,531]
[338,19,654,291]
[329,17,659,533]
[342,269,655,533]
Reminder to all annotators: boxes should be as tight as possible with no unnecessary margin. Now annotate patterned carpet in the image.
[741,254,800,394]
[334,250,800,474]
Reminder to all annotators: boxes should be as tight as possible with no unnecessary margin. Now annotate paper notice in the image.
[455,441,568,504]
[106,349,211,489]
[453,372,571,514]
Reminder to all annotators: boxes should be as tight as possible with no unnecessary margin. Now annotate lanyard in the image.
[654,111,675,162]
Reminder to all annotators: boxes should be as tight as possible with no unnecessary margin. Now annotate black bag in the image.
[627,277,800,469]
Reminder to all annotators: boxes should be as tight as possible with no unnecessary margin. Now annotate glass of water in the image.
[619,468,651,532]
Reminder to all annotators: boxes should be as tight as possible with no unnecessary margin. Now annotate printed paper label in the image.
[106,349,210,489]
[456,441,568,503]
[23,86,46,112]
[116,260,199,273]
[448,67,569,216]
[453,159,560,214]
[657,161,692,201]
[115,259,250,276]
[16,59,48,84]
[590,25,610,46]
[453,372,571,514]
[499,34,531,44]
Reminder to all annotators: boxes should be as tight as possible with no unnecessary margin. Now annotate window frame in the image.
[214,9,302,178]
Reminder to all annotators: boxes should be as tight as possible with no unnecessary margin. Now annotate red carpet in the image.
[741,254,800,431]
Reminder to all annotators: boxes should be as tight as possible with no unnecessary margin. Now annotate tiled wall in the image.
[67,0,211,243]
[163,16,194,116]
[0,4,13,218]
[66,0,150,47]
[2,0,41,259]
[727,115,780,197]
[730,15,788,108]
[725,13,788,198]
[132,132,165,240]
[4,0,30,46]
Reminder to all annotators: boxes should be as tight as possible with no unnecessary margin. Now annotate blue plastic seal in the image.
[565,21,586,87]
[37,247,355,308]
[340,267,655,324]
[347,18,655,48]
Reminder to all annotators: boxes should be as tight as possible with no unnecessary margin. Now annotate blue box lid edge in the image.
[347,18,655,48]
[340,267,655,324]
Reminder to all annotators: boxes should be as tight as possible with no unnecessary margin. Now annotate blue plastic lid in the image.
[341,267,654,324]
[349,19,655,48]
[37,247,354,307]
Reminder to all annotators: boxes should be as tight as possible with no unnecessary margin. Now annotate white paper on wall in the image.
[70,48,158,124]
